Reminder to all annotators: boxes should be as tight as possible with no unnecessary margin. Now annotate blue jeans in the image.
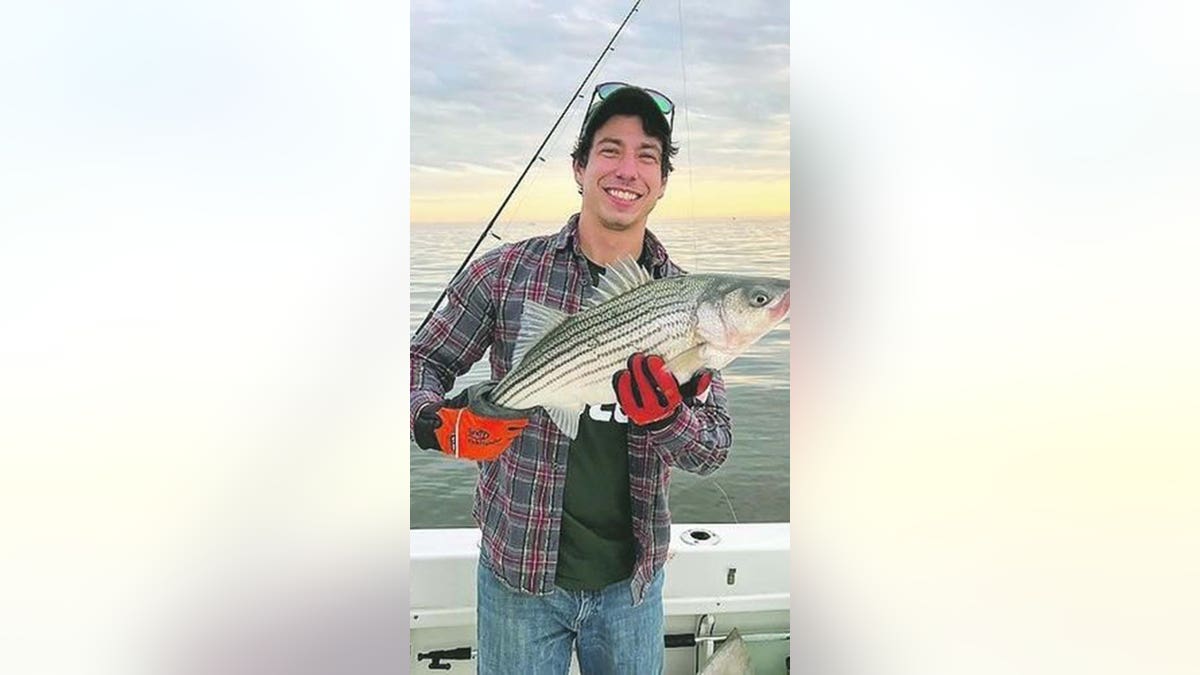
[476,559,665,674]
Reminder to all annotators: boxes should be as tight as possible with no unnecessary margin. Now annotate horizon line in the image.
[409,215,791,228]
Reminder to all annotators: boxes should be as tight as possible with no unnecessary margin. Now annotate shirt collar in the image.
[553,213,671,274]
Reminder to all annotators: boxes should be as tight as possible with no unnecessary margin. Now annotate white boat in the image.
[410,522,790,673]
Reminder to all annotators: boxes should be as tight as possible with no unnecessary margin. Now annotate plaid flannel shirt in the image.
[410,215,733,604]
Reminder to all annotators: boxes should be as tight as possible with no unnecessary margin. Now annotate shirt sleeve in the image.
[410,255,498,434]
[643,371,733,475]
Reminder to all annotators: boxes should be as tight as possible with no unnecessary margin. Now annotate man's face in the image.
[574,114,668,232]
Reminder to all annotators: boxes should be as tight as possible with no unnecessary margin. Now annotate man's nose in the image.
[614,152,638,178]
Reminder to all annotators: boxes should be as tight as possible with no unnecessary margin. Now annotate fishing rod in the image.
[412,0,643,338]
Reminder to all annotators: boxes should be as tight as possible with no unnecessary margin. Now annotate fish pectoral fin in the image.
[665,343,708,380]
[512,301,571,370]
[704,347,739,371]
[544,405,583,440]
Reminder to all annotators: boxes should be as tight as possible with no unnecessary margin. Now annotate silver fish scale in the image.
[492,276,710,409]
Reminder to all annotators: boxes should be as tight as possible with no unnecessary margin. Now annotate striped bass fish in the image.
[488,257,790,439]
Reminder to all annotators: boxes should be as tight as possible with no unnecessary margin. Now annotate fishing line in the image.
[498,91,596,242]
[413,0,644,338]
[675,0,699,273]
[673,3,738,527]
[710,479,740,524]
[673,476,740,524]
[499,99,597,241]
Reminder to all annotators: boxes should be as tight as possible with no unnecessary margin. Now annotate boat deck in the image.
[410,522,791,673]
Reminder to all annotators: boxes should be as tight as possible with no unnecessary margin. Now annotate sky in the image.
[410,0,790,224]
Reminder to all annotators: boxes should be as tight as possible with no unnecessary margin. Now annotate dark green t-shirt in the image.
[554,259,638,591]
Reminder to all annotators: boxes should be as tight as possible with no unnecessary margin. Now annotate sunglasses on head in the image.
[581,81,675,134]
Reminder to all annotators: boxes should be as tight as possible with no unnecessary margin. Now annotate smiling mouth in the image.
[604,187,642,202]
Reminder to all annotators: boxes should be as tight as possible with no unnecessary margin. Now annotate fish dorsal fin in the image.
[512,301,570,369]
[584,256,653,309]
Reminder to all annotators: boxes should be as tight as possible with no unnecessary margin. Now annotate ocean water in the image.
[410,218,790,528]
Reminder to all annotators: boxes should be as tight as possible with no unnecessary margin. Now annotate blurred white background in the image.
[1,2,408,673]
[791,1,1199,673]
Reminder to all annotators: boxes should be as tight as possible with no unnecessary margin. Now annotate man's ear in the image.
[573,161,586,193]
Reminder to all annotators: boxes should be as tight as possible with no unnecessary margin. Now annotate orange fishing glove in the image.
[433,405,528,461]
[413,384,529,461]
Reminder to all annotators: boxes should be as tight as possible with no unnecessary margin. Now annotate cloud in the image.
[410,0,790,204]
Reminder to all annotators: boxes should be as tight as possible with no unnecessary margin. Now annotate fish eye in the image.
[750,290,770,307]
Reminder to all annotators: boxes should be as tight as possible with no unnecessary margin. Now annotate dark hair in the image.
[570,89,678,181]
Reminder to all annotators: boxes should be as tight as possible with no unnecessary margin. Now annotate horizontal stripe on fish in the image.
[496,327,683,408]
[497,285,683,367]
[493,289,697,406]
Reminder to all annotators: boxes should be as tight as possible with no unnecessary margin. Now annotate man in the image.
[410,82,733,674]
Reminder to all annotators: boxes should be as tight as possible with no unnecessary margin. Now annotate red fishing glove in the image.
[680,369,713,401]
[613,353,685,429]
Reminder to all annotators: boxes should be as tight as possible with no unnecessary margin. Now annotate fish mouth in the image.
[772,288,792,320]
